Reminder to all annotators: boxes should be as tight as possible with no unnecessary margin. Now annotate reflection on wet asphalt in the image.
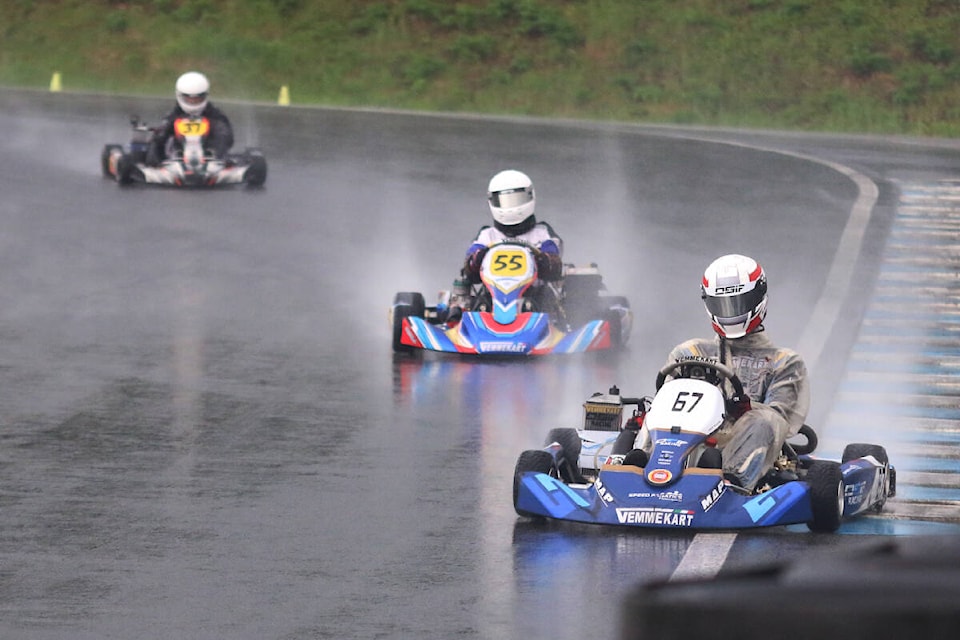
[1,91,952,639]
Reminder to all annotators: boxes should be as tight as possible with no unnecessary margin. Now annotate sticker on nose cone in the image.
[647,469,673,485]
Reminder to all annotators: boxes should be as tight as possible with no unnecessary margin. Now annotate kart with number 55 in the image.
[390,241,633,356]
[513,359,895,531]
[101,115,267,188]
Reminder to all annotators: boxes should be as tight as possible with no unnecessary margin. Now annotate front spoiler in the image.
[516,466,814,529]
[133,162,251,187]
[516,455,891,529]
[399,311,614,355]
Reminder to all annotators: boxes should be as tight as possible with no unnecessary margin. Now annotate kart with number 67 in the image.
[513,359,895,531]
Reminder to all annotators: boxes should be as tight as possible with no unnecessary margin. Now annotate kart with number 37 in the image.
[101,115,267,188]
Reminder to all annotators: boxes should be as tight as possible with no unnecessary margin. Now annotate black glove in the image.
[465,247,488,278]
[726,394,752,421]
[535,251,563,281]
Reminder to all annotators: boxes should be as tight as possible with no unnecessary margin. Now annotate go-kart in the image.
[513,360,895,531]
[101,116,267,188]
[390,242,633,355]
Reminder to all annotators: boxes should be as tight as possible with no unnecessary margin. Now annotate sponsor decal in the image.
[743,492,778,522]
[675,356,717,365]
[595,479,615,505]
[627,490,684,502]
[657,450,675,465]
[478,341,528,352]
[616,507,694,526]
[700,479,726,511]
[716,284,745,294]
[845,480,867,506]
[655,438,687,448]
[585,402,623,415]
[647,468,673,484]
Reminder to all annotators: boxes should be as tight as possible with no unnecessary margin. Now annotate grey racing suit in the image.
[663,330,810,492]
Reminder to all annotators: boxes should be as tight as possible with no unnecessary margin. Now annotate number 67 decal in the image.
[672,391,703,412]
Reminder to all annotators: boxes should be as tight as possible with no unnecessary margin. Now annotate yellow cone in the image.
[278,85,290,106]
[50,72,62,92]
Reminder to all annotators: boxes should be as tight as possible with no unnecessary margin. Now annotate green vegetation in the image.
[3,0,960,135]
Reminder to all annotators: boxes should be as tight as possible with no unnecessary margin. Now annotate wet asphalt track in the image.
[0,89,958,639]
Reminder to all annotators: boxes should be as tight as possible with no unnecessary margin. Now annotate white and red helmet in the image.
[701,254,767,338]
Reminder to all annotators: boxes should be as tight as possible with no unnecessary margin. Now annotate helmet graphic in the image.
[701,254,767,338]
[176,71,210,116]
[487,169,535,230]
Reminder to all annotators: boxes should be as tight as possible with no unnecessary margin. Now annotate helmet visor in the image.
[703,285,766,321]
[489,187,533,209]
[178,92,208,106]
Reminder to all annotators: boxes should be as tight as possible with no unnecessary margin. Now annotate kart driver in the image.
[145,71,235,166]
[664,254,810,492]
[463,169,564,282]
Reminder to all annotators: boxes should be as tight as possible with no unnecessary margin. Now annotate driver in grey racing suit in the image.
[664,254,810,493]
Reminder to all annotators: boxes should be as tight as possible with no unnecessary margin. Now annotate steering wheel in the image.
[486,240,543,258]
[655,359,745,400]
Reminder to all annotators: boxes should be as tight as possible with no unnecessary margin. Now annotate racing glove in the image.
[726,394,752,421]
[464,247,488,282]
[535,251,563,281]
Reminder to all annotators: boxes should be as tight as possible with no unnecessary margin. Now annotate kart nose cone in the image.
[647,468,673,485]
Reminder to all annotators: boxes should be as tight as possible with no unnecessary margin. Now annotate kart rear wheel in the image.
[544,428,585,483]
[601,296,629,348]
[101,144,122,178]
[842,443,891,512]
[806,460,844,533]
[841,443,887,465]
[513,449,555,517]
[697,447,723,469]
[611,424,640,456]
[391,292,425,353]
[244,150,267,187]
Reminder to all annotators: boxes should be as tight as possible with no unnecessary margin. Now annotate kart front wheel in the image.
[806,460,844,533]
[101,144,122,178]
[544,428,584,483]
[391,292,425,353]
[513,449,555,517]
[115,153,135,185]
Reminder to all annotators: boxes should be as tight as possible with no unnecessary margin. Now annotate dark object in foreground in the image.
[620,535,960,640]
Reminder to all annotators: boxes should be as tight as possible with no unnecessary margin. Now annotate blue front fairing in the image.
[516,466,816,529]
[459,312,551,354]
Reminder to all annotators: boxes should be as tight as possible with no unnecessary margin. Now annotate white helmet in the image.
[175,71,210,115]
[701,254,768,339]
[487,170,535,229]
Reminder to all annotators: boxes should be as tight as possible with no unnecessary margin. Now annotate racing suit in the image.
[458,219,564,317]
[664,330,810,492]
[145,103,234,166]
[463,220,564,282]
